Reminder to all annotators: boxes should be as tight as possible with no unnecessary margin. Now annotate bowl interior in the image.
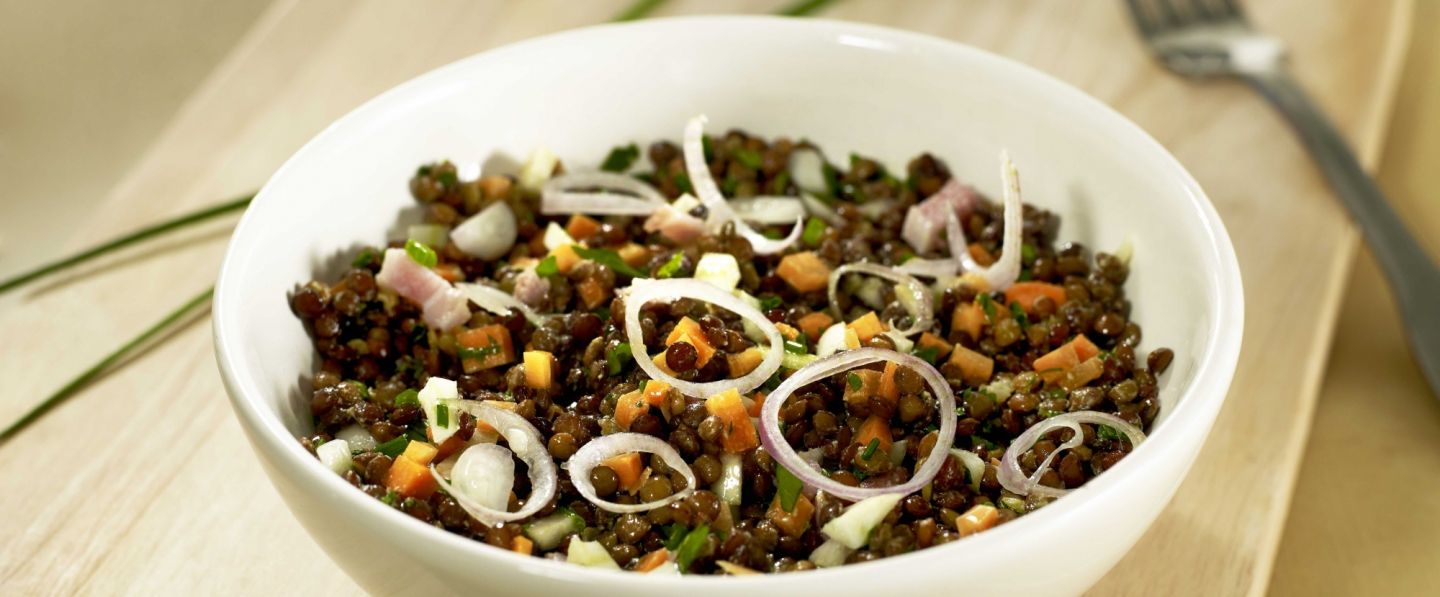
[215,15,1239,591]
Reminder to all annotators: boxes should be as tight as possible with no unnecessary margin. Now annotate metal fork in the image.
[1124,0,1440,398]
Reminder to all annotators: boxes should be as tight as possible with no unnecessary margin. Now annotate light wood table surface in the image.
[0,1,1415,594]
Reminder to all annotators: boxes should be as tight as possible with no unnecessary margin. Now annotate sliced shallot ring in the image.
[431,401,558,526]
[729,196,806,225]
[567,433,697,513]
[894,257,958,279]
[683,115,801,255]
[455,282,549,328]
[826,263,934,336]
[541,171,666,215]
[948,151,1024,290]
[997,410,1145,498]
[624,278,784,398]
[800,193,844,226]
[758,348,956,502]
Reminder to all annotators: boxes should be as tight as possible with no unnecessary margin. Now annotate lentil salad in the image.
[290,115,1172,575]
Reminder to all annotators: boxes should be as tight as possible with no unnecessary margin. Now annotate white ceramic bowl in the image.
[215,16,1243,597]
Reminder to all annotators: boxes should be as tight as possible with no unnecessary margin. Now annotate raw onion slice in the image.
[683,115,801,255]
[540,171,665,215]
[826,263,934,336]
[997,410,1145,498]
[729,196,806,225]
[758,348,957,502]
[947,151,1025,291]
[566,433,697,513]
[430,401,558,526]
[800,193,844,226]
[624,278,784,398]
[455,282,549,328]
[450,201,516,260]
[895,258,958,279]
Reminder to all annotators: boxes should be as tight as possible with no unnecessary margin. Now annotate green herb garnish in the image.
[404,239,438,268]
[783,338,808,355]
[351,248,377,269]
[393,389,420,408]
[1021,243,1038,264]
[847,372,862,391]
[663,524,688,551]
[801,216,827,248]
[535,255,559,277]
[978,293,997,321]
[775,464,803,512]
[380,490,400,506]
[759,295,783,311]
[913,346,939,364]
[606,342,633,376]
[376,436,409,458]
[673,172,693,194]
[573,246,647,278]
[436,403,450,427]
[732,148,762,169]
[862,437,881,460]
[656,252,685,278]
[458,342,501,361]
[437,170,458,188]
[1097,425,1123,441]
[675,524,711,572]
[600,143,640,172]
[1009,302,1030,328]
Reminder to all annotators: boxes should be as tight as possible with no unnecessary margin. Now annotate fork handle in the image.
[1244,69,1440,396]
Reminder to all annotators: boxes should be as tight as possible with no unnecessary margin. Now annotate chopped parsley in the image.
[380,490,400,506]
[573,246,647,278]
[534,255,559,277]
[606,342,633,376]
[913,346,939,364]
[600,143,640,172]
[404,239,437,268]
[775,464,803,512]
[801,216,827,248]
[376,436,409,458]
[759,295,783,311]
[656,252,685,278]
[1097,425,1123,441]
[847,372,862,391]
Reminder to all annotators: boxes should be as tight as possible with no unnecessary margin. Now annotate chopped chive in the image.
[607,342,633,376]
[775,464,803,512]
[978,293,997,321]
[847,372,862,391]
[376,436,409,458]
[351,248,377,269]
[783,338,808,355]
[436,403,450,428]
[572,246,647,278]
[1009,302,1030,328]
[656,252,685,278]
[675,524,711,572]
[663,523,688,551]
[732,148,762,169]
[768,171,791,194]
[913,346,939,364]
[801,216,827,248]
[862,437,881,460]
[404,239,437,268]
[535,255,559,277]
[1097,425,1123,441]
[380,490,400,506]
[458,342,500,361]
[759,295,783,311]
[393,389,420,408]
[600,143,640,172]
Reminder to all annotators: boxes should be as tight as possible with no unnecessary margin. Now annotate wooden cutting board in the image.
[0,0,1410,594]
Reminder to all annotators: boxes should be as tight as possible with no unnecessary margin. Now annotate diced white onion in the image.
[450,201,517,261]
[810,539,853,568]
[335,424,376,452]
[418,377,461,445]
[694,252,741,292]
[888,439,909,467]
[820,493,905,549]
[997,410,1146,498]
[432,401,558,526]
[448,443,515,512]
[625,278,784,398]
[542,222,576,251]
[730,196,806,225]
[317,439,352,475]
[566,540,621,569]
[789,148,829,195]
[854,198,896,222]
[566,433,697,513]
[815,322,848,357]
[715,452,743,506]
[519,147,559,194]
[407,224,449,249]
[951,448,986,492]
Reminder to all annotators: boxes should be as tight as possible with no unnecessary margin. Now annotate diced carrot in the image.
[635,548,671,572]
[844,327,862,350]
[968,243,995,267]
[385,456,438,499]
[847,311,886,343]
[842,369,882,410]
[1004,282,1067,315]
[767,494,815,538]
[602,452,645,493]
[952,301,985,342]
[1057,356,1104,391]
[917,332,954,360]
[523,350,554,390]
[855,415,894,453]
[878,362,900,404]
[796,312,835,343]
[705,388,760,453]
[652,352,676,376]
[727,348,765,377]
[575,277,610,310]
[1033,336,1101,384]
[665,317,715,368]
[947,344,995,385]
[748,391,767,418]
[1070,334,1101,362]
[643,380,672,407]
[776,251,832,293]
[434,263,464,283]
[477,175,512,199]
[471,400,519,436]
[401,440,439,466]
[617,243,651,268]
[433,433,467,462]
[512,535,534,556]
[775,322,801,341]
[954,504,999,536]
[549,243,581,274]
[456,324,515,372]
[565,214,602,240]
[614,381,671,430]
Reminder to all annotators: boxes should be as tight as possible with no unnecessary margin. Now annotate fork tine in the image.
[1123,0,1163,36]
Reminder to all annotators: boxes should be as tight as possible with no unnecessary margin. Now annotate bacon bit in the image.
[375,247,470,331]
[644,205,706,244]
[900,178,978,255]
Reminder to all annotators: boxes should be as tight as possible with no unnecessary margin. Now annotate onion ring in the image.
[566,432,697,513]
[541,171,666,215]
[455,282,550,328]
[430,401,558,526]
[624,278,784,398]
[997,410,1145,498]
[947,151,1024,291]
[758,348,957,502]
[826,263,934,336]
[683,115,802,255]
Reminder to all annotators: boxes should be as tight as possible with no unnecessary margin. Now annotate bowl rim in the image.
[214,14,1244,587]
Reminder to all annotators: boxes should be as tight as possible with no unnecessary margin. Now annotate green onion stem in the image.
[0,286,214,444]
[612,0,668,21]
[778,0,840,17]
[0,194,253,294]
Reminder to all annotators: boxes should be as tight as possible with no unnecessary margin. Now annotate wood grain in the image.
[0,1,1409,594]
